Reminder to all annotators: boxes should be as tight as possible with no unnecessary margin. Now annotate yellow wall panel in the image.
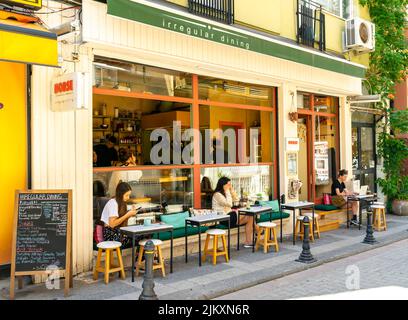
[0,61,27,265]
[235,0,282,35]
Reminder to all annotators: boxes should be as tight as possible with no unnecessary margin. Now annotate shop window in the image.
[93,57,192,98]
[315,115,337,198]
[314,95,338,113]
[199,106,274,164]
[198,76,275,107]
[93,168,193,210]
[200,165,272,209]
[297,93,311,109]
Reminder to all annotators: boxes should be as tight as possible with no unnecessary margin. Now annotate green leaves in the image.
[360,0,408,201]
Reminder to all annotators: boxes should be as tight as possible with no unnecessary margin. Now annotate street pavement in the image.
[217,238,408,300]
[1,214,408,300]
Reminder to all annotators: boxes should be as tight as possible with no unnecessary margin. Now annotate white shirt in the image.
[101,199,119,226]
[212,191,233,214]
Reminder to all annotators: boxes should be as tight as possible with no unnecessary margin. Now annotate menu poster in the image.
[315,141,330,185]
[9,190,72,300]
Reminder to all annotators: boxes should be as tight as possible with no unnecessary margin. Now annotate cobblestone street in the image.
[217,239,408,300]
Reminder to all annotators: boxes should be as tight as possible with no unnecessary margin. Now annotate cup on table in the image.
[143,218,152,226]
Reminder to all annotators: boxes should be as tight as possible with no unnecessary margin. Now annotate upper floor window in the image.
[188,0,234,24]
[313,0,353,19]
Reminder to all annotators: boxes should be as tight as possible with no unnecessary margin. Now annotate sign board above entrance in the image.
[106,0,366,78]
[0,0,42,11]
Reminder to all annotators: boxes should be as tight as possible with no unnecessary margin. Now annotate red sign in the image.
[54,80,73,95]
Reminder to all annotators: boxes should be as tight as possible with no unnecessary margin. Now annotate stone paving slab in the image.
[217,238,408,300]
[1,214,407,300]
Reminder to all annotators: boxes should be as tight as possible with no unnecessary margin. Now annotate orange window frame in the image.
[297,93,340,203]
[93,73,278,208]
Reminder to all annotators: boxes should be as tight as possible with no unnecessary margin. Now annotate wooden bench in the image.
[314,205,352,232]
[301,203,351,232]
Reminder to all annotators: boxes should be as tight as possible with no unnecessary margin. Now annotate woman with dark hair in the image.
[101,181,138,246]
[212,177,256,248]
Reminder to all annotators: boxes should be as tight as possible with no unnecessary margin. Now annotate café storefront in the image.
[29,0,367,275]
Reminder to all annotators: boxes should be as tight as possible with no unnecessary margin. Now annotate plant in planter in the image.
[377,111,408,214]
[359,0,408,214]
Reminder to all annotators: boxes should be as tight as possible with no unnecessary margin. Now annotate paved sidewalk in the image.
[1,214,408,300]
[217,239,408,300]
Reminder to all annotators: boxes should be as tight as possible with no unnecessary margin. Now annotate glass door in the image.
[352,122,376,193]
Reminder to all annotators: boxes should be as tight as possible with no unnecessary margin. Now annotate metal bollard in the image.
[362,211,378,245]
[295,216,317,264]
[139,240,158,300]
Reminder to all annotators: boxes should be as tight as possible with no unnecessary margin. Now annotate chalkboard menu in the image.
[15,192,69,271]
[10,190,72,299]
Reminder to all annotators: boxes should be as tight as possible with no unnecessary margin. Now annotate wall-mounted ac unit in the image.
[345,17,375,52]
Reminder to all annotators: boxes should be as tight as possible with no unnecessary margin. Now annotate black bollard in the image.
[362,211,378,245]
[295,216,317,264]
[139,240,158,300]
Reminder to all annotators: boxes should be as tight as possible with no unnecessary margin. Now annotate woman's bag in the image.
[323,193,332,205]
[331,195,346,208]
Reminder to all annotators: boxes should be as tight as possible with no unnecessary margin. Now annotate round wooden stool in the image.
[136,239,166,277]
[255,222,279,253]
[295,213,320,242]
[93,241,126,284]
[202,229,229,265]
[371,205,387,231]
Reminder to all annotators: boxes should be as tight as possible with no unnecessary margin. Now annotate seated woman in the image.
[331,169,359,225]
[100,182,139,247]
[212,177,257,248]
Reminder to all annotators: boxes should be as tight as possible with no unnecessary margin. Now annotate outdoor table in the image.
[120,223,174,282]
[346,194,377,230]
[280,201,315,245]
[185,214,230,267]
[237,206,274,252]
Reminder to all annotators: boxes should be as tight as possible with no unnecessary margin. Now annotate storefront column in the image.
[278,84,299,233]
[31,46,94,279]
[340,98,353,174]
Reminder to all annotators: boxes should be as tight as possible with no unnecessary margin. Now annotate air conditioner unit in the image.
[345,17,375,52]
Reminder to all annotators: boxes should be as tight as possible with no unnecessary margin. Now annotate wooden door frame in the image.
[298,93,340,203]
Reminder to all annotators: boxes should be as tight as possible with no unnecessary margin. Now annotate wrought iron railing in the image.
[188,0,234,25]
[296,0,326,51]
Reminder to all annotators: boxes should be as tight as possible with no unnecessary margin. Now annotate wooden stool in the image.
[255,222,279,253]
[136,239,166,277]
[93,241,126,284]
[295,214,320,242]
[202,229,229,265]
[372,205,387,231]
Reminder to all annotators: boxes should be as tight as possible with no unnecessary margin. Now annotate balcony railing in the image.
[296,0,326,51]
[188,0,234,25]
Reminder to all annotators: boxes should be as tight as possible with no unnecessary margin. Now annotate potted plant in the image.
[378,110,408,215]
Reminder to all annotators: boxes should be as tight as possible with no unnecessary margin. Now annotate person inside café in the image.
[331,169,359,225]
[212,176,257,248]
[100,181,139,246]
[201,176,214,208]
[94,135,119,167]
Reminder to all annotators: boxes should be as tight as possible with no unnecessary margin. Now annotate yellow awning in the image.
[0,14,58,67]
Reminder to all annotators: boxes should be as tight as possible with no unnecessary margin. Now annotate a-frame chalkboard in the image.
[9,190,73,299]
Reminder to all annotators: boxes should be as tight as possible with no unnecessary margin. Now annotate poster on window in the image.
[315,141,329,185]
